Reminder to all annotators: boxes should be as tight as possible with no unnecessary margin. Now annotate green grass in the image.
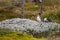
[5,0,11,2]
[0,13,20,21]
[0,32,47,40]
[42,10,60,23]
[0,11,37,21]
[0,0,60,23]
[25,4,39,11]
[0,28,47,40]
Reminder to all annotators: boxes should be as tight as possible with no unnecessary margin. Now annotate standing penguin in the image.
[37,12,42,22]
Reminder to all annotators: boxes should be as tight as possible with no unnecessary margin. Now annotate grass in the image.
[25,3,40,11]
[0,28,47,40]
[0,6,60,23]
[0,33,47,40]
[42,10,60,23]
[0,28,60,40]
[0,0,60,40]
[0,13,21,21]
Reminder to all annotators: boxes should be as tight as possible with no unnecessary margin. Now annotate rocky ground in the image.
[0,18,60,33]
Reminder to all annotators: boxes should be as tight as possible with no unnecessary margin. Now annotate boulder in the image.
[0,18,60,33]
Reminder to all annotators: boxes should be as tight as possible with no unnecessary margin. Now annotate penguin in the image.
[44,17,52,22]
[37,13,42,22]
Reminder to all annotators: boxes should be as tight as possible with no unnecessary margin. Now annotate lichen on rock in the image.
[0,18,60,33]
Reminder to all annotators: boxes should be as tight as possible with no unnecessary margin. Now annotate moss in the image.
[0,28,47,40]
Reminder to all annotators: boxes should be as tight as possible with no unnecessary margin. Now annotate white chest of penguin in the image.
[37,15,42,22]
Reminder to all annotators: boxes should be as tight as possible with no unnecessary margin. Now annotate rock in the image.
[0,18,60,33]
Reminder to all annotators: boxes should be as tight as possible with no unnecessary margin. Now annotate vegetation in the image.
[0,0,60,40]
[0,28,60,40]
[0,0,60,23]
[48,29,60,40]
[25,27,60,38]
[42,10,60,23]
[0,28,47,40]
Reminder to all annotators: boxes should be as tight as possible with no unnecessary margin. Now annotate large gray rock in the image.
[0,18,60,32]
